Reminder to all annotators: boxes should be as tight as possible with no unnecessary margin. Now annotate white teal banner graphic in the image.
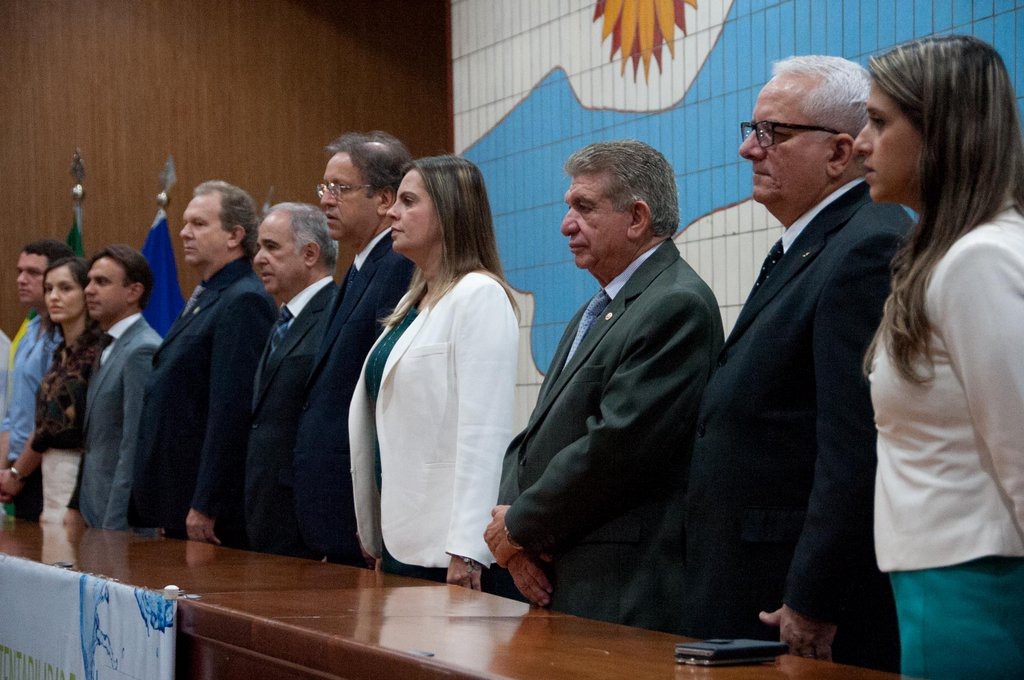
[0,553,175,680]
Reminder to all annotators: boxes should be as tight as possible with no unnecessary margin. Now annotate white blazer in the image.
[872,208,1024,571]
[349,272,519,567]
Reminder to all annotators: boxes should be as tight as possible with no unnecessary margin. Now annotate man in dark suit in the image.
[292,132,413,565]
[78,245,161,530]
[132,181,275,548]
[485,140,723,634]
[680,56,909,671]
[246,203,336,558]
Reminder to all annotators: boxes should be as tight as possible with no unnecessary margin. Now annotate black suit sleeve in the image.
[191,289,275,517]
[783,229,901,621]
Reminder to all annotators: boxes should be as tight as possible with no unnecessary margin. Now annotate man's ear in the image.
[626,200,654,240]
[826,134,856,178]
[226,225,246,249]
[376,187,396,217]
[302,242,321,268]
[125,281,144,305]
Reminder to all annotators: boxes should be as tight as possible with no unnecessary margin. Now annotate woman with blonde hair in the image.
[855,35,1024,677]
[349,155,519,591]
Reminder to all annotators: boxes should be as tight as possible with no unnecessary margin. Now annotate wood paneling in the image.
[0,0,451,335]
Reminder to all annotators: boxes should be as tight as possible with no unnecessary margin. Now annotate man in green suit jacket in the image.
[485,140,723,634]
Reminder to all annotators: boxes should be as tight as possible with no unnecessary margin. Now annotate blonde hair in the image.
[384,155,517,326]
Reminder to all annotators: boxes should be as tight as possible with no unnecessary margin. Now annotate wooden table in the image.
[0,518,902,679]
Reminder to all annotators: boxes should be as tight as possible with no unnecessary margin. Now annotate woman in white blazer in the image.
[855,36,1024,678]
[349,155,518,590]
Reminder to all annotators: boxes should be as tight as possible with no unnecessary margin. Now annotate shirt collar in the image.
[603,244,660,301]
[106,312,143,341]
[353,229,392,271]
[283,276,333,319]
[782,179,863,253]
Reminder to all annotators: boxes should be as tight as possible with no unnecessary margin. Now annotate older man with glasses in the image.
[679,55,910,672]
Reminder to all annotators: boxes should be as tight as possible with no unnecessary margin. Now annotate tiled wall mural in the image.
[452,0,1024,427]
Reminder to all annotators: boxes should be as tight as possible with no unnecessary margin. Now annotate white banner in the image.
[0,553,175,680]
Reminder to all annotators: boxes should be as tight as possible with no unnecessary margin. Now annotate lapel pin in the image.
[604,312,613,321]
[192,307,201,315]
[802,250,811,258]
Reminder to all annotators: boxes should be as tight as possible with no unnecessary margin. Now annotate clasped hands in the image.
[484,505,553,607]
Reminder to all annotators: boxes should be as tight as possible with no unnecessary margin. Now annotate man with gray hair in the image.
[245,203,336,557]
[680,56,908,670]
[485,140,722,633]
[131,180,276,548]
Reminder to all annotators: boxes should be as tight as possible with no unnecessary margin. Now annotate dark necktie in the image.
[96,333,115,368]
[752,239,785,292]
[565,289,611,365]
[268,306,294,356]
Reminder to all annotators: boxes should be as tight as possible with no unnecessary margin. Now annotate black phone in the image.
[674,639,789,666]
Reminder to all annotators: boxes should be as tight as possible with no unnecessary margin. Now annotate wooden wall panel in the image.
[0,0,451,335]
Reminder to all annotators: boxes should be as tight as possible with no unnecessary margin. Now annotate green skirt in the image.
[890,555,1024,679]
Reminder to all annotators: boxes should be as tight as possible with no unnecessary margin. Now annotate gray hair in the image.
[324,131,412,196]
[771,55,870,136]
[267,202,337,270]
[564,140,679,238]
[194,180,260,259]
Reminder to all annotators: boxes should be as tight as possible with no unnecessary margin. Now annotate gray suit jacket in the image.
[81,316,161,530]
[499,240,723,633]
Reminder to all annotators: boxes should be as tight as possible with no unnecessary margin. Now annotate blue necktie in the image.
[268,306,294,356]
[565,289,611,365]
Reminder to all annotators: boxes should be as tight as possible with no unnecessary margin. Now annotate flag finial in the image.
[70,149,85,202]
[157,154,177,208]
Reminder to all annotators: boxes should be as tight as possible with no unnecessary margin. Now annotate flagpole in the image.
[140,155,185,336]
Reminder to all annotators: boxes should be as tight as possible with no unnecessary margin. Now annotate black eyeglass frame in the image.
[740,120,841,148]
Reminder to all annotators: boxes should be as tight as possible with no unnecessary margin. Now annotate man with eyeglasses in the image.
[680,56,909,671]
[291,131,413,566]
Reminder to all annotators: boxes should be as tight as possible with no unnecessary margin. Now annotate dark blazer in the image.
[80,316,161,530]
[292,236,413,564]
[499,240,723,634]
[680,183,909,671]
[131,257,276,547]
[245,281,335,558]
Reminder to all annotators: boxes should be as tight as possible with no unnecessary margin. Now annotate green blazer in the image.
[499,240,723,634]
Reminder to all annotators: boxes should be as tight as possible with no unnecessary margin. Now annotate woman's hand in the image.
[446,555,483,590]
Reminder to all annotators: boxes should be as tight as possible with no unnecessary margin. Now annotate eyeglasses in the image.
[315,182,373,200]
[740,120,840,148]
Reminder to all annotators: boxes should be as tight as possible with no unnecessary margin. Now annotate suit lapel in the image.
[85,319,144,431]
[155,286,222,361]
[729,184,871,343]
[254,284,333,412]
[310,237,394,381]
[527,240,678,433]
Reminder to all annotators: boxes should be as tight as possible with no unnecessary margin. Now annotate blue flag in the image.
[141,209,184,336]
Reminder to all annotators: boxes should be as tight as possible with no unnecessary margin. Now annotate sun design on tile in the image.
[594,0,697,81]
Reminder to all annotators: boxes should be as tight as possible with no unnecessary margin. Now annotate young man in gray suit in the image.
[485,140,723,634]
[246,203,336,558]
[77,245,161,530]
